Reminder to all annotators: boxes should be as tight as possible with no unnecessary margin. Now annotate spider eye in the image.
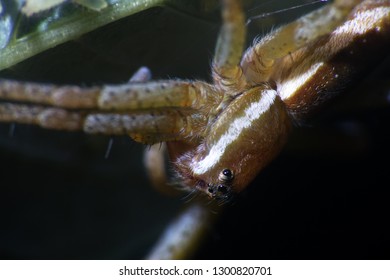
[219,168,234,182]
[217,185,228,194]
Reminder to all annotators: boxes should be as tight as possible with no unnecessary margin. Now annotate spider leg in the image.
[212,0,246,91]
[0,103,84,131]
[0,67,186,140]
[0,79,212,111]
[241,0,361,85]
[147,202,219,259]
[143,142,179,195]
[0,76,222,143]
[0,101,196,143]
[84,110,192,143]
[275,0,390,119]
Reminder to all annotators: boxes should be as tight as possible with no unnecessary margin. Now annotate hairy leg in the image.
[241,0,360,84]
[212,0,246,91]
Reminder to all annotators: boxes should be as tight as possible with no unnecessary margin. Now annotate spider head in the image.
[190,151,262,201]
[172,87,290,201]
[186,88,290,201]
[174,136,282,201]
[172,147,237,201]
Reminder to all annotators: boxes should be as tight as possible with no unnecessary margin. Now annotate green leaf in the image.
[0,0,219,71]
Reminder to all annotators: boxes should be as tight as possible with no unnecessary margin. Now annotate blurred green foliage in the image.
[0,0,219,70]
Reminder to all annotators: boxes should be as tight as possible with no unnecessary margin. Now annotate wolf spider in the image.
[0,0,389,258]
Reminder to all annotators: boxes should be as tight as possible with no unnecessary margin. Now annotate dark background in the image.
[0,1,389,259]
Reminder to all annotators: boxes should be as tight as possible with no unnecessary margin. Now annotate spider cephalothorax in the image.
[171,84,291,200]
[0,0,389,201]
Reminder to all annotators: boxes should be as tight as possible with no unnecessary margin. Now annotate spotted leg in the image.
[241,0,361,85]
[274,0,390,119]
[0,78,222,144]
[212,0,246,91]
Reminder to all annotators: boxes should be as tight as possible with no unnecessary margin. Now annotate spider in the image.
[1,0,388,200]
[0,0,389,259]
